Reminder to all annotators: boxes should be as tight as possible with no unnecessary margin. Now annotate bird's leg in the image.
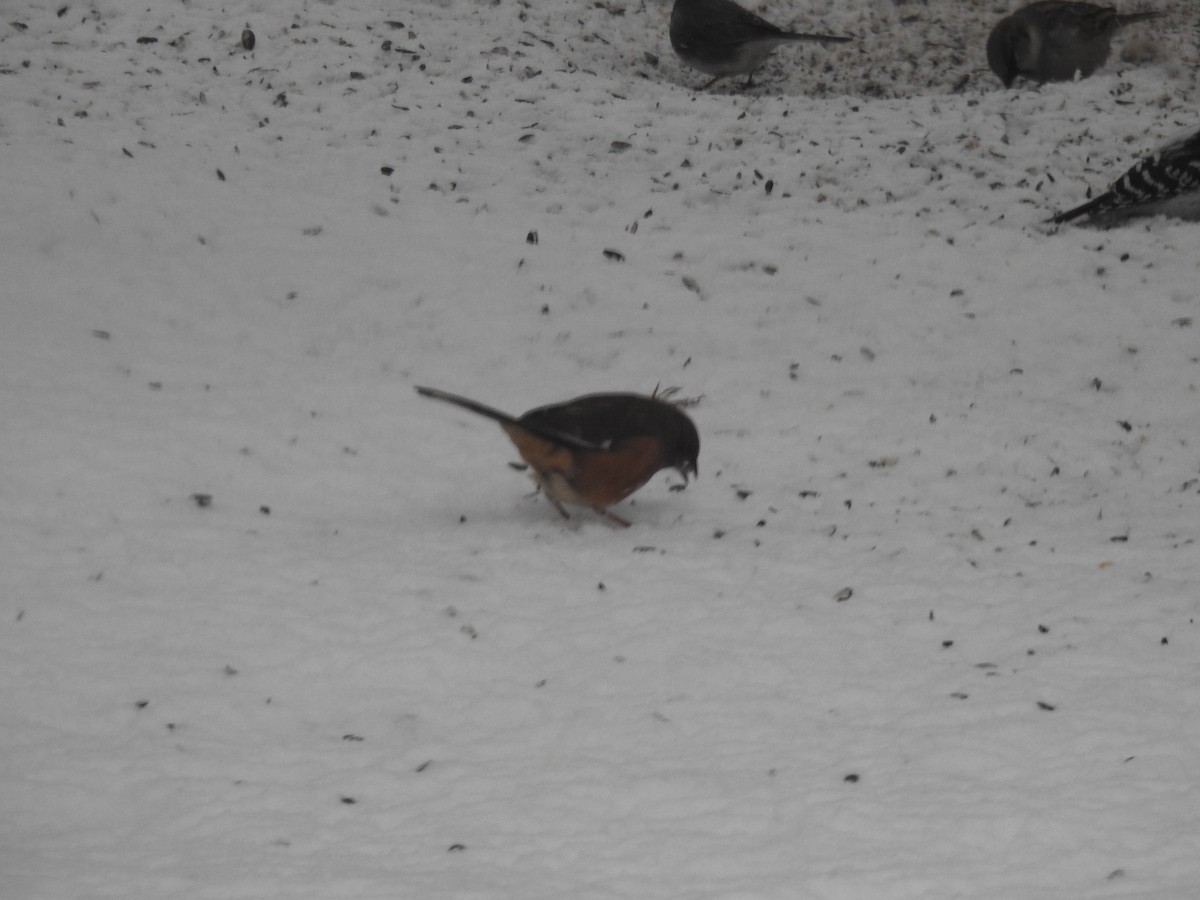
[594,506,632,528]
[526,471,572,520]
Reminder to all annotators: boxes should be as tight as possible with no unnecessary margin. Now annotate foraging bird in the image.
[1049,126,1200,225]
[669,0,852,89]
[986,0,1162,87]
[415,386,699,526]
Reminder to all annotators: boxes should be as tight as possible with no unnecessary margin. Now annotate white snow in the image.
[2,0,1198,897]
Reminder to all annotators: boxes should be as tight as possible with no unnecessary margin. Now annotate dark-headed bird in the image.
[987,1,1162,87]
[669,0,851,89]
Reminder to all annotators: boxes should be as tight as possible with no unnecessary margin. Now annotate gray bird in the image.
[1049,126,1200,225]
[986,0,1162,87]
[669,0,852,89]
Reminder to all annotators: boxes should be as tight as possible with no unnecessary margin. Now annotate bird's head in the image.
[986,17,1033,88]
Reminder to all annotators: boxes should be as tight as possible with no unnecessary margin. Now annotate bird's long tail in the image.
[415,386,604,452]
[780,32,853,44]
[415,385,521,427]
[1048,192,1117,224]
[1115,11,1162,26]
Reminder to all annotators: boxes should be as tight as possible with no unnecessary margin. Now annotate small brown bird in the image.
[669,0,852,89]
[986,1,1162,88]
[415,386,700,526]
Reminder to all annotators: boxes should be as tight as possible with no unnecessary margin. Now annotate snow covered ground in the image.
[2,0,1198,897]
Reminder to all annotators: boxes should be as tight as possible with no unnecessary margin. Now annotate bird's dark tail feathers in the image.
[1115,11,1163,26]
[415,386,521,427]
[1048,192,1117,225]
[415,385,605,452]
[780,32,853,44]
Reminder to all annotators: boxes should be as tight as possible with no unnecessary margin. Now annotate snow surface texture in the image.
[2,1,1199,897]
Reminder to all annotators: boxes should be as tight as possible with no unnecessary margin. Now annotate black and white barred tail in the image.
[1050,127,1200,225]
